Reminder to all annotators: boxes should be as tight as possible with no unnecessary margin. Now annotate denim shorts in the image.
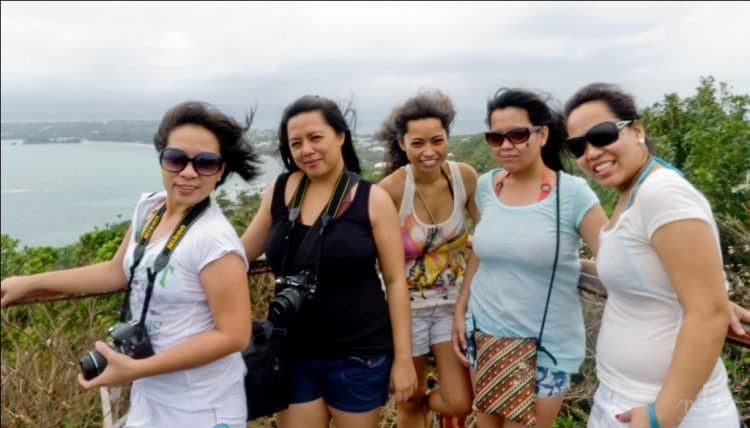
[411,305,454,356]
[535,366,572,397]
[289,353,393,412]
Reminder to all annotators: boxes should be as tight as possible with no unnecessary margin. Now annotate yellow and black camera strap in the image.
[120,196,211,325]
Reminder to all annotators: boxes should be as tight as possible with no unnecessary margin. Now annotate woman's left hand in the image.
[77,341,140,389]
[615,406,651,428]
[389,355,417,403]
[729,301,750,336]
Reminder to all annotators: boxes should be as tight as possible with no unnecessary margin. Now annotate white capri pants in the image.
[124,381,246,428]
[587,384,739,428]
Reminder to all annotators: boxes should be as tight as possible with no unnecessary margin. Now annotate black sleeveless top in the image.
[264,173,393,358]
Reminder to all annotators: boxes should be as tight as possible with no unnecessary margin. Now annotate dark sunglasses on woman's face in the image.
[159,147,224,176]
[564,120,633,158]
[484,126,542,147]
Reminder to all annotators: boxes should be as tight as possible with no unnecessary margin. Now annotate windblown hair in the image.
[154,101,261,187]
[376,89,456,175]
[486,88,566,171]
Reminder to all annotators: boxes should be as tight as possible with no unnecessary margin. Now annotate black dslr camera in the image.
[79,320,155,380]
[268,270,318,324]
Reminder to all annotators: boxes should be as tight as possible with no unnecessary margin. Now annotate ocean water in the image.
[0,140,283,247]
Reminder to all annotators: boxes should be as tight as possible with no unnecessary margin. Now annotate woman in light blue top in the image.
[452,88,608,428]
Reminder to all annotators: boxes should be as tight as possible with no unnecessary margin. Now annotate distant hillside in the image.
[0,120,279,155]
[1,120,159,144]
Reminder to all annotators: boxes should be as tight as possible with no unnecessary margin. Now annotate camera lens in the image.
[79,349,107,380]
[268,288,304,323]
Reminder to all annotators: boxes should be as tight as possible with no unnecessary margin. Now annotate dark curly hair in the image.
[277,95,361,174]
[376,89,455,175]
[153,101,261,187]
[486,88,566,171]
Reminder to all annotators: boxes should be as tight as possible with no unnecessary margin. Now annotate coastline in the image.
[1,141,283,247]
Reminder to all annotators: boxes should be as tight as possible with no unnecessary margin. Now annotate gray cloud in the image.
[2,1,748,132]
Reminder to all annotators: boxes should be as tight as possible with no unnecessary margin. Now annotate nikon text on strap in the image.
[120,196,211,327]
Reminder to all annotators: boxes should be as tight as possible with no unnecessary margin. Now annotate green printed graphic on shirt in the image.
[146,319,164,337]
[160,264,176,288]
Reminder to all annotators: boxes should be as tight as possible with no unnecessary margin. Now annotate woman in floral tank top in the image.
[377,90,479,428]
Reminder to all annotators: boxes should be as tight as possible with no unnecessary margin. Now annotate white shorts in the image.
[411,305,454,357]
[125,381,247,428]
[587,384,739,428]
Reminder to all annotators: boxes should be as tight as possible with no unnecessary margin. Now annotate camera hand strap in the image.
[119,196,211,325]
[281,170,359,277]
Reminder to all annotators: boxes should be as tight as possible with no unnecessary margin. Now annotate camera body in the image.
[107,320,155,358]
[269,270,318,324]
[79,320,155,380]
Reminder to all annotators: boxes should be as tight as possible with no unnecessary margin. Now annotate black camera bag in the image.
[243,320,291,420]
[243,171,358,421]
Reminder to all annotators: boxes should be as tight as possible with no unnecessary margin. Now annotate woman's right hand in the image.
[452,309,469,367]
[78,341,141,389]
[0,276,33,307]
[390,355,418,403]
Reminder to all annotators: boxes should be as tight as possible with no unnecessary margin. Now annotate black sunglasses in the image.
[484,126,542,147]
[159,147,223,176]
[564,120,632,158]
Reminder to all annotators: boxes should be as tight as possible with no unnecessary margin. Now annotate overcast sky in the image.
[2,1,748,133]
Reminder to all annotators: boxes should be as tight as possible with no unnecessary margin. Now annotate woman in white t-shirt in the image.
[564,83,740,428]
[1,101,260,427]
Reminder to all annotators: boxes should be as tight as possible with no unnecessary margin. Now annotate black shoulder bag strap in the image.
[536,171,561,365]
[280,170,359,277]
[119,196,211,327]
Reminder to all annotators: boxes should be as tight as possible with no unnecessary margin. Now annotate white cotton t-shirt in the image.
[122,192,248,413]
[595,168,730,403]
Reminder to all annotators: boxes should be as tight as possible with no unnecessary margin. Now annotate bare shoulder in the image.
[369,181,394,205]
[377,168,406,206]
[261,176,279,199]
[369,182,399,215]
[457,162,478,193]
[281,171,305,203]
[456,162,478,181]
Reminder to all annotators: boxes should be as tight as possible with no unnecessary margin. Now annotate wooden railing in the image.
[10,259,273,306]
[578,273,750,348]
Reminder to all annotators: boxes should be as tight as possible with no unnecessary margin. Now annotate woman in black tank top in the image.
[241,96,417,428]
